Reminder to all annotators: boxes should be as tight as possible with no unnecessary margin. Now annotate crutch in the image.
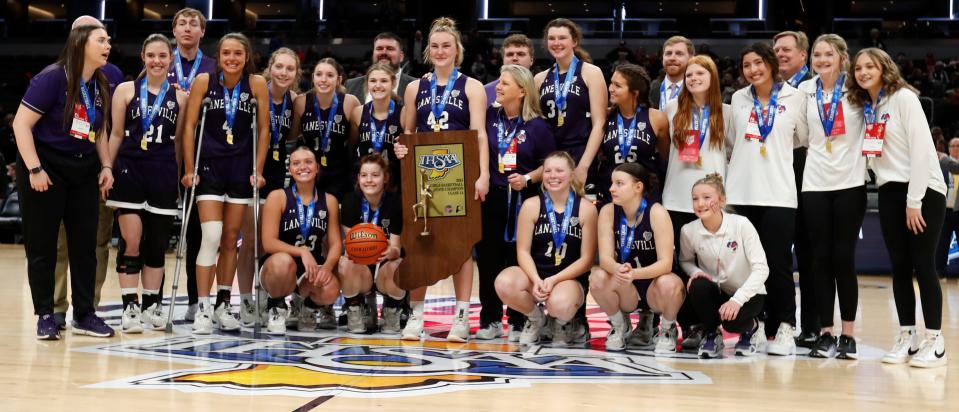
[165,97,212,333]
[250,97,263,334]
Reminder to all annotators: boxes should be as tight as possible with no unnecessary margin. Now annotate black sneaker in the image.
[37,314,60,340]
[681,324,705,350]
[795,329,820,349]
[53,312,67,331]
[836,335,858,360]
[808,332,836,358]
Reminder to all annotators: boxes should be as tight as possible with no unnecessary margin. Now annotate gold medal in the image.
[226,130,234,145]
[554,253,562,266]
[88,131,96,142]
[696,154,702,168]
[300,245,310,250]
[760,144,767,158]
[433,123,441,132]
[557,113,565,127]
[321,155,327,167]
[826,139,833,154]
[498,162,505,173]
[140,138,148,151]
[273,149,280,162]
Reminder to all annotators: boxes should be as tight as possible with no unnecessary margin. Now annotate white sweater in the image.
[662,99,734,213]
[867,88,947,208]
[797,76,868,192]
[680,212,768,305]
[726,83,809,208]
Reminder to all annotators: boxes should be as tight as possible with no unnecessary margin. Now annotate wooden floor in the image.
[0,244,957,411]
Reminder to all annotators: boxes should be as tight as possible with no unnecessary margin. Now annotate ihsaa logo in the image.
[419,149,461,180]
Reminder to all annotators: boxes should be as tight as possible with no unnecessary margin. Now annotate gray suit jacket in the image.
[345,72,417,102]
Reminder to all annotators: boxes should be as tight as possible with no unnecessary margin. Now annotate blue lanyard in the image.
[79,77,97,127]
[616,108,640,161]
[751,83,782,143]
[504,188,522,242]
[174,48,204,90]
[139,78,169,135]
[369,100,395,153]
[293,189,317,241]
[220,73,241,132]
[551,57,579,112]
[816,75,844,136]
[659,80,681,111]
[429,69,459,126]
[268,83,288,149]
[787,65,809,88]
[864,89,884,124]
[312,93,340,153]
[361,196,382,226]
[496,111,523,164]
[618,200,648,263]
[693,105,710,150]
[544,191,576,261]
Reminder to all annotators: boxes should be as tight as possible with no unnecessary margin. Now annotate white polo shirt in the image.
[679,212,769,305]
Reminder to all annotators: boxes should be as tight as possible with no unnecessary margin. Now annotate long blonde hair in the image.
[671,55,725,151]
[543,151,585,197]
[498,64,542,122]
[424,17,465,67]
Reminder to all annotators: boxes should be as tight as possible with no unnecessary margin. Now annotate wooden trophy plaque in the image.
[397,130,482,290]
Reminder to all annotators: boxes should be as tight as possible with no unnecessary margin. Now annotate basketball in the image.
[345,223,389,265]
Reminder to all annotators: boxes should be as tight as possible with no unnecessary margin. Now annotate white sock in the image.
[143,289,159,296]
[901,325,917,334]
[120,288,138,296]
[217,285,232,292]
[661,319,675,329]
[389,291,407,301]
[411,300,425,315]
[198,296,210,309]
[524,305,542,320]
[608,312,625,327]
[927,329,941,338]
[241,293,252,305]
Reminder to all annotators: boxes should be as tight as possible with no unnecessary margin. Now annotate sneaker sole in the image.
[121,326,144,334]
[36,333,60,341]
[699,351,721,359]
[72,328,114,338]
[909,358,947,368]
[836,351,859,360]
[447,333,469,343]
[881,356,909,364]
[766,346,795,356]
[401,334,422,341]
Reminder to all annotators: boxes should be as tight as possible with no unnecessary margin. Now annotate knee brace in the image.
[118,255,143,275]
[197,221,223,266]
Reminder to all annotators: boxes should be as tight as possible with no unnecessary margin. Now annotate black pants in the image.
[733,205,796,331]
[687,277,766,333]
[878,183,945,330]
[935,208,959,278]
[17,145,100,318]
[793,148,817,332]
[668,209,700,327]
[802,186,867,327]
[475,185,530,327]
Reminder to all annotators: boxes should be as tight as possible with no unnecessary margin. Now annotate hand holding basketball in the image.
[345,223,389,265]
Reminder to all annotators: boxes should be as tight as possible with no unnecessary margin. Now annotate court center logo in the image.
[79,334,709,398]
[418,148,461,180]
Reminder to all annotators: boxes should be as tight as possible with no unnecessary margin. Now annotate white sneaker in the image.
[287,295,302,328]
[882,329,920,364]
[240,299,258,328]
[475,321,505,340]
[605,318,633,351]
[909,333,947,368]
[654,323,679,354]
[298,305,318,331]
[184,303,199,322]
[121,303,144,334]
[381,307,402,334]
[507,324,522,343]
[628,310,655,348]
[698,329,725,359]
[192,305,214,335]
[266,307,288,335]
[317,305,337,330]
[141,303,165,330]
[447,310,471,342]
[520,307,546,345]
[346,305,367,334]
[734,321,767,357]
[213,303,241,331]
[540,316,555,342]
[766,322,796,356]
[401,312,424,340]
[557,318,591,346]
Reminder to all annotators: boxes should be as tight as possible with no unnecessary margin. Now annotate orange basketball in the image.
[345,223,389,265]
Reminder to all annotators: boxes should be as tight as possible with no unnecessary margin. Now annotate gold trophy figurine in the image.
[412,168,434,236]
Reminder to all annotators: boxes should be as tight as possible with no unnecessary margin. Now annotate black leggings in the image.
[16,145,100,318]
[793,148,817,332]
[733,205,796,330]
[878,182,945,330]
[802,186,867,327]
[687,277,766,333]
[475,185,532,327]
[668,209,700,327]
[117,209,175,268]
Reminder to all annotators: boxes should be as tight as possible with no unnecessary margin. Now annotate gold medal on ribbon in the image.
[321,155,327,167]
[498,161,505,173]
[760,144,767,158]
[273,149,280,162]
[826,139,833,154]
[140,138,148,151]
[557,113,565,127]
[433,123,441,132]
[88,131,96,142]
[226,130,234,145]
[554,253,562,266]
[696,154,702,168]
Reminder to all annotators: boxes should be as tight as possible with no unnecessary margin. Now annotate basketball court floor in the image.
[1,244,956,411]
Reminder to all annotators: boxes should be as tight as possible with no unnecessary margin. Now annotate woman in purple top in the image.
[474,64,555,341]
[394,17,490,343]
[180,33,271,335]
[105,33,189,333]
[12,24,116,340]
[533,18,608,186]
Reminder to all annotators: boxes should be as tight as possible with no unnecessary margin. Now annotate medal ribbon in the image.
[496,110,523,170]
[361,196,382,226]
[864,88,885,124]
[220,72,241,133]
[79,77,97,128]
[268,82,289,150]
[544,191,576,262]
[816,75,844,136]
[693,105,710,150]
[616,108,640,161]
[293,188,317,242]
[429,68,459,128]
[174,48,204,90]
[369,100,395,153]
[618,199,648,263]
[312,93,340,153]
[751,82,782,143]
[787,65,809,88]
[139,78,170,136]
[552,57,580,114]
